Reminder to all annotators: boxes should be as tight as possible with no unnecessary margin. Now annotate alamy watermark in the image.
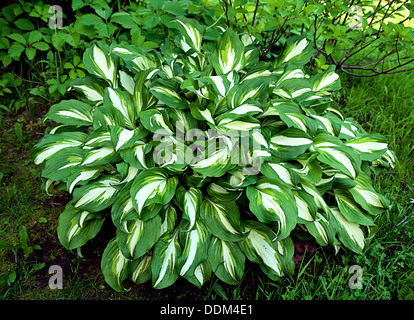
[48,5,63,30]
[348,265,363,290]
[151,122,265,175]
[48,265,63,289]
[348,5,363,30]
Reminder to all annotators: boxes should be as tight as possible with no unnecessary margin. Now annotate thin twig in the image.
[12,73,44,85]
[368,0,382,28]
[251,0,260,27]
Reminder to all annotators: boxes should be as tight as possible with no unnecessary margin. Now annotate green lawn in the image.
[1,64,414,300]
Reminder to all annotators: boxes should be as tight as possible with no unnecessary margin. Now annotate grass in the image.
[1,62,414,301]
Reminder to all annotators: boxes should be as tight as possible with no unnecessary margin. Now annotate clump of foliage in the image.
[204,0,414,76]
[32,16,396,291]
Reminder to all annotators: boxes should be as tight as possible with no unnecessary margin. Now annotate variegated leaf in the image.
[227,78,269,110]
[200,198,245,242]
[173,17,204,52]
[276,37,313,66]
[46,100,93,126]
[130,168,178,214]
[345,133,388,161]
[41,148,84,182]
[179,220,210,278]
[330,207,365,254]
[149,79,188,109]
[181,187,203,230]
[69,77,106,103]
[83,45,117,86]
[184,260,212,288]
[109,125,147,152]
[312,66,341,92]
[334,189,375,226]
[348,172,389,215]
[129,254,152,285]
[239,220,284,277]
[211,28,245,75]
[311,133,361,178]
[200,74,235,97]
[104,87,136,129]
[270,127,313,161]
[32,132,87,166]
[101,238,131,292]
[66,167,101,194]
[117,215,161,260]
[82,146,120,167]
[303,211,334,246]
[72,175,121,212]
[84,127,112,148]
[190,144,234,178]
[151,229,182,289]
[246,178,297,240]
[208,237,245,285]
[260,162,300,186]
[139,108,174,134]
[120,141,153,170]
[57,204,104,250]
[118,70,135,95]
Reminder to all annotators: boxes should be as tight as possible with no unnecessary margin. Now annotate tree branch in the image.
[251,0,260,27]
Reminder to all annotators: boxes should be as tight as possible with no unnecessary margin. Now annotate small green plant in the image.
[203,0,414,76]
[32,17,395,291]
[0,226,44,291]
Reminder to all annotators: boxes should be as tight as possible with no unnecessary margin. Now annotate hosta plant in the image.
[32,17,396,291]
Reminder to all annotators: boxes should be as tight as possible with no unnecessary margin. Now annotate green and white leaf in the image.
[179,220,210,278]
[57,204,104,250]
[334,189,374,226]
[246,178,297,240]
[69,77,106,103]
[260,162,300,186]
[117,215,161,260]
[174,17,204,52]
[303,211,333,246]
[269,127,313,161]
[130,168,178,214]
[208,237,245,285]
[72,176,121,212]
[120,141,152,170]
[227,78,268,109]
[190,145,234,178]
[32,132,87,166]
[129,254,152,285]
[348,172,389,215]
[101,238,131,292]
[46,100,93,126]
[151,230,182,289]
[41,148,84,182]
[184,260,212,288]
[330,207,365,254]
[345,134,388,161]
[239,220,283,277]
[139,108,174,134]
[109,125,146,152]
[211,28,245,75]
[311,133,361,178]
[312,66,341,92]
[67,168,101,194]
[83,45,117,86]
[276,37,313,66]
[200,198,246,242]
[149,79,188,109]
[182,187,203,230]
[104,87,136,129]
[82,146,120,167]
